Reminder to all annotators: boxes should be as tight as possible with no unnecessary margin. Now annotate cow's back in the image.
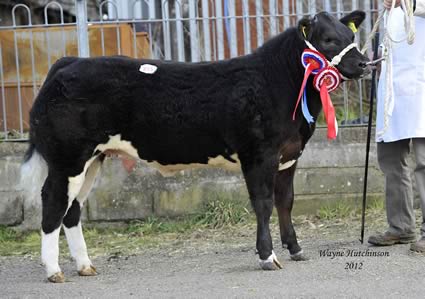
[30,55,267,166]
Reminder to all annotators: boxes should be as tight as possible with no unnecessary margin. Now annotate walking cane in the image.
[360,32,380,244]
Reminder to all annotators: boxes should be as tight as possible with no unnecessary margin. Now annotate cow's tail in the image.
[20,144,48,205]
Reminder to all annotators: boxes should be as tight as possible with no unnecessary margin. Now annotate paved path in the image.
[1,230,425,298]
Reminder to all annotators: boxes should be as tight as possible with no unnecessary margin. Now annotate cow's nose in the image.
[362,63,372,76]
[359,60,372,76]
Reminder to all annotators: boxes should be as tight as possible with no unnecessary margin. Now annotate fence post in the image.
[75,0,90,57]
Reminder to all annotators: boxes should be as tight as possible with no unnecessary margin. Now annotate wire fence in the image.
[0,0,382,141]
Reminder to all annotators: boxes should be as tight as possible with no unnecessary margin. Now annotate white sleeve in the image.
[415,0,425,17]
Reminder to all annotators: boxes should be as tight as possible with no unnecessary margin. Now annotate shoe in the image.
[368,231,416,246]
[410,237,425,253]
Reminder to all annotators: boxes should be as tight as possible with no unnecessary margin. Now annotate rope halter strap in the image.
[304,40,358,67]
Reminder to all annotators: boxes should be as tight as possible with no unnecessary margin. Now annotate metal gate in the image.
[0,0,382,141]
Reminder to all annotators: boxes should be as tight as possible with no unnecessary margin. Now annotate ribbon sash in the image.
[319,84,337,139]
[293,63,315,121]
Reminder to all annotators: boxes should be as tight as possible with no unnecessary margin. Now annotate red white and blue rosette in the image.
[301,49,328,74]
[293,49,329,121]
[294,50,342,139]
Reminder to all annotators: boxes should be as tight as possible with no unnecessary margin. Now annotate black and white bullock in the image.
[21,11,368,282]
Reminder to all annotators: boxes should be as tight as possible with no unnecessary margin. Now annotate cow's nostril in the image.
[359,62,367,68]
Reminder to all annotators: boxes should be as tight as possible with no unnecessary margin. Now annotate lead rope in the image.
[387,0,415,44]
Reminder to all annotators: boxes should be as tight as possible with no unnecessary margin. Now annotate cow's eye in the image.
[324,37,333,43]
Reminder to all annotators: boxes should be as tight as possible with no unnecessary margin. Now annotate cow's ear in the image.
[340,10,366,32]
[298,17,312,39]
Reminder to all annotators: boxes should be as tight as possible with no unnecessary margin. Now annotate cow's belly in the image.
[76,134,296,182]
[95,134,241,176]
[145,155,241,176]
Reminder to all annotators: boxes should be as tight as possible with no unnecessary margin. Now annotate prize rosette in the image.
[301,49,328,74]
[313,66,341,92]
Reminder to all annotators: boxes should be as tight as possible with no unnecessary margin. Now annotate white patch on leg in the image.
[68,156,98,202]
[64,222,92,271]
[259,250,277,267]
[279,159,296,171]
[42,228,62,277]
[76,158,102,206]
[66,134,136,215]
[64,159,100,273]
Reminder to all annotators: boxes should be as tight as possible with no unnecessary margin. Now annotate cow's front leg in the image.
[241,152,282,270]
[274,163,308,261]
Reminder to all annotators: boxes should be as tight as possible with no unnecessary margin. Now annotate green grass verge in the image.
[316,197,385,220]
[0,197,387,257]
[0,199,253,257]
[0,227,41,256]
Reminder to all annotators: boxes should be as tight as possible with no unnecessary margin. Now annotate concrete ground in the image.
[1,217,425,299]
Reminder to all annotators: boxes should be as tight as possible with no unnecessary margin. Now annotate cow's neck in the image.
[258,28,322,123]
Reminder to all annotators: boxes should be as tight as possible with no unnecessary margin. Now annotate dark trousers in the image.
[377,138,425,236]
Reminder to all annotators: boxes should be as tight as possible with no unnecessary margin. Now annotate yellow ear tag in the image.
[302,26,307,38]
[348,21,358,33]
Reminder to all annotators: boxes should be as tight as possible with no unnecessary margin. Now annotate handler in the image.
[368,0,425,251]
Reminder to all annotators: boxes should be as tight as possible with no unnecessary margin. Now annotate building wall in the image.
[0,127,392,231]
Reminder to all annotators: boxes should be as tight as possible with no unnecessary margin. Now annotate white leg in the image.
[63,159,101,276]
[42,227,64,282]
[64,222,91,269]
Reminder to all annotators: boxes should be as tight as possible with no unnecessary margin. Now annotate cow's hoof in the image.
[78,265,97,276]
[290,250,308,261]
[47,271,65,283]
[259,251,283,270]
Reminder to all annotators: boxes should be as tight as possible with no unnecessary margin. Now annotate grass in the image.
[0,198,253,257]
[0,197,388,258]
[125,199,251,235]
[316,201,353,220]
[192,199,251,229]
[316,197,385,221]
[0,226,41,256]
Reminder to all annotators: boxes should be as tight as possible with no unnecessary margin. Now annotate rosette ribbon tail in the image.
[319,84,338,139]
[301,91,315,124]
[293,63,315,121]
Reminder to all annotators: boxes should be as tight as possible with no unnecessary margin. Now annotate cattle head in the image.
[298,11,369,79]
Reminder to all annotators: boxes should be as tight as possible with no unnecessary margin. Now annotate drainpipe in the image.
[75,0,90,57]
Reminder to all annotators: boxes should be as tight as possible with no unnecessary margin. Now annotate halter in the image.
[293,40,358,140]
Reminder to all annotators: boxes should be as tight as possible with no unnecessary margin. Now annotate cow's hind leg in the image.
[241,152,282,270]
[274,164,307,261]
[63,156,104,277]
[41,172,69,283]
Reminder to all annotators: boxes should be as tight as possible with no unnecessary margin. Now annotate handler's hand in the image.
[383,0,401,9]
